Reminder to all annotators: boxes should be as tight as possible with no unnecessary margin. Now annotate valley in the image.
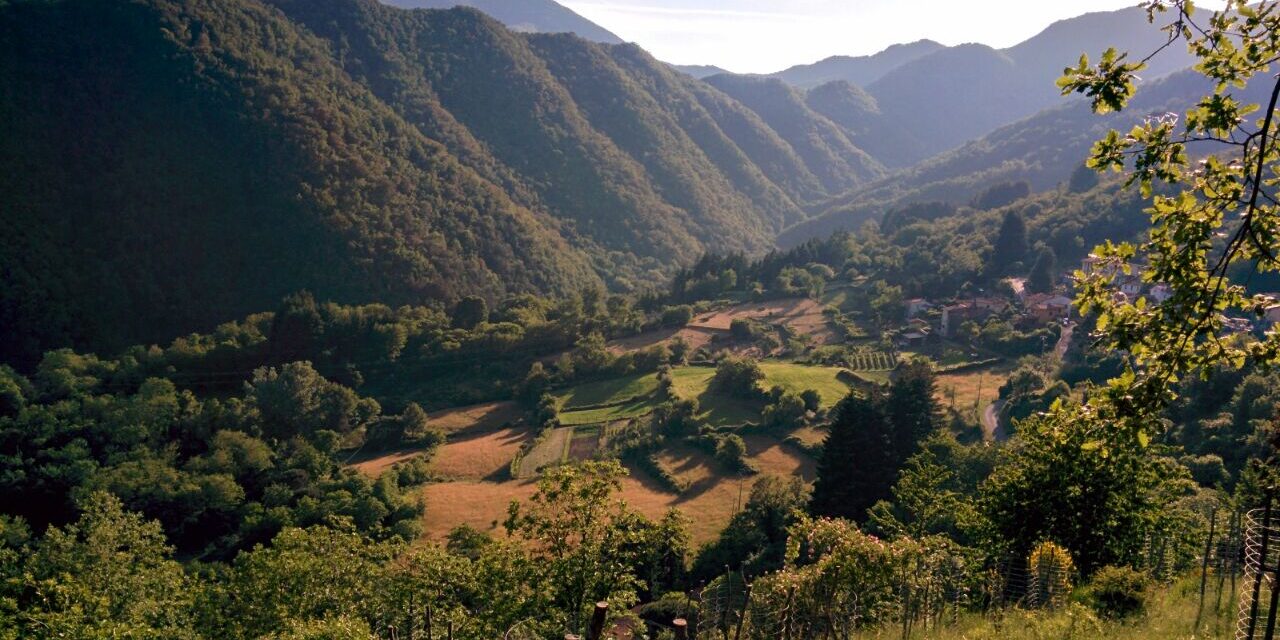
[2,0,1275,638]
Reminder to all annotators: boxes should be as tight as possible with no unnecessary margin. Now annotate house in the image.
[1025,294,1073,324]
[899,331,928,347]
[1118,275,1144,298]
[906,317,932,333]
[1149,284,1173,304]
[1081,255,1148,283]
[1223,317,1254,334]
[904,298,933,320]
[942,302,991,337]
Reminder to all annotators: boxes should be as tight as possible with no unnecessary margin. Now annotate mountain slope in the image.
[380,0,622,43]
[804,80,925,170]
[704,74,885,195]
[779,68,1270,247]
[672,64,731,79]
[0,0,600,367]
[5,0,892,366]
[771,40,945,89]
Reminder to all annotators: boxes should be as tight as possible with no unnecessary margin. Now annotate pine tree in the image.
[885,361,941,464]
[811,363,940,522]
[1027,247,1057,294]
[810,392,895,521]
[988,210,1028,276]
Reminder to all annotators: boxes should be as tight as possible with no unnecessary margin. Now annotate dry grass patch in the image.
[420,480,538,540]
[937,365,1012,422]
[429,401,521,435]
[607,326,719,354]
[790,425,828,448]
[690,298,837,344]
[350,450,422,477]
[743,434,816,479]
[429,426,530,481]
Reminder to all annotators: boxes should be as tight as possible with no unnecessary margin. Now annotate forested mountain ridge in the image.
[379,0,623,44]
[737,7,1201,172]
[771,39,946,89]
[704,73,886,195]
[0,0,886,368]
[780,67,1272,247]
[0,0,600,368]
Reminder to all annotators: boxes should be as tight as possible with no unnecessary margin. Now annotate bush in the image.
[711,356,765,398]
[715,434,755,474]
[1083,565,1149,619]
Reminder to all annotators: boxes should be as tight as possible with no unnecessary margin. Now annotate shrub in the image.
[800,389,821,413]
[715,434,755,474]
[1083,565,1149,619]
[711,356,765,398]
[1029,541,1074,609]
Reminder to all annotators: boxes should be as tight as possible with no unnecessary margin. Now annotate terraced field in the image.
[513,426,574,479]
[848,351,897,372]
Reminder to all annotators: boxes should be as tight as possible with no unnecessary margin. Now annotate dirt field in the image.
[420,434,817,545]
[421,479,540,538]
[789,425,829,447]
[429,426,530,481]
[606,326,720,354]
[936,365,1012,424]
[351,402,525,478]
[351,449,424,477]
[688,298,838,345]
[513,426,573,478]
[567,428,601,462]
[429,401,521,435]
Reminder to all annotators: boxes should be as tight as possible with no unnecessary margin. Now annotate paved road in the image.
[982,399,1007,442]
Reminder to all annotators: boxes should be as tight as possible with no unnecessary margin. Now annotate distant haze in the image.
[561,0,1226,74]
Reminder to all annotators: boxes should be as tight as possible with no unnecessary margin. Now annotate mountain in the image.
[380,0,623,43]
[704,74,885,196]
[750,7,1200,170]
[0,0,605,368]
[859,7,1198,160]
[672,64,731,79]
[804,80,925,170]
[2,0,894,367]
[778,68,1270,247]
[771,40,945,89]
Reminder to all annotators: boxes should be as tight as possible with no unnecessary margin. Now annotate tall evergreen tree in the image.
[810,392,895,521]
[988,210,1028,275]
[885,361,941,464]
[811,363,940,522]
[1027,247,1057,294]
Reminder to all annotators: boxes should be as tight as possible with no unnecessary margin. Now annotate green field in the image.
[757,363,852,409]
[555,372,659,409]
[558,397,657,426]
[666,363,852,427]
[552,363,853,429]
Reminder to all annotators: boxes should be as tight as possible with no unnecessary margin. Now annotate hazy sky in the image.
[559,0,1221,74]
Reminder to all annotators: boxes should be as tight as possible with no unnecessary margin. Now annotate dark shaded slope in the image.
[804,80,926,169]
[0,0,598,367]
[528,34,794,247]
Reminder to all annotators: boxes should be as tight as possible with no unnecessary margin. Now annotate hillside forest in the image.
[5,0,1280,639]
